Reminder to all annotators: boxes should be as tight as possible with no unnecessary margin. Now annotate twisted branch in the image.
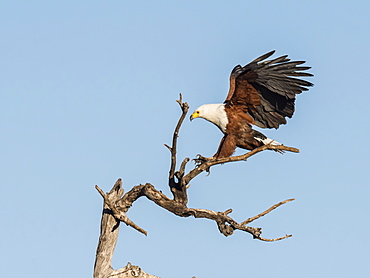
[97,181,294,240]
[95,96,298,242]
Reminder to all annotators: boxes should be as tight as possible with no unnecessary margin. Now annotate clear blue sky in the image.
[1,1,370,277]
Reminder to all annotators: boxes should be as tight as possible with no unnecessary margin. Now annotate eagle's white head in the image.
[190,103,228,133]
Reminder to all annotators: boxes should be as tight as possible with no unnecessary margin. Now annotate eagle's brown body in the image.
[216,107,259,158]
[191,50,313,159]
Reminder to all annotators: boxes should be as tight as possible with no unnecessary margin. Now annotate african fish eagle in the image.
[190,50,313,159]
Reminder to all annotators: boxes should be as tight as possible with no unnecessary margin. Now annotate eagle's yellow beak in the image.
[190,111,200,121]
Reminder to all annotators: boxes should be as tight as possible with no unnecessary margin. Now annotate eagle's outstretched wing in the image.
[224,50,313,129]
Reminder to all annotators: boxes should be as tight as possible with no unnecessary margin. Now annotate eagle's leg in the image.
[193,136,228,165]
[193,135,236,166]
[213,134,236,159]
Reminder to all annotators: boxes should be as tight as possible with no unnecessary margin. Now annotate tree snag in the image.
[94,95,298,278]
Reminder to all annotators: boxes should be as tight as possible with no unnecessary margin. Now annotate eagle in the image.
[190,50,313,159]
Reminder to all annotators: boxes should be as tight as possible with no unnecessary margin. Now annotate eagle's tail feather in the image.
[254,137,281,146]
[252,130,284,154]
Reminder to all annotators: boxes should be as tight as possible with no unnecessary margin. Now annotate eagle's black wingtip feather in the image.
[252,50,276,63]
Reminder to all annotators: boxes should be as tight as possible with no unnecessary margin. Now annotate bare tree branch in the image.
[241,198,295,226]
[94,96,299,277]
[182,144,299,186]
[168,93,189,181]
[166,94,190,205]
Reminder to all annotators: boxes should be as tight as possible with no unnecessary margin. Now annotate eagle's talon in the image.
[193,154,212,166]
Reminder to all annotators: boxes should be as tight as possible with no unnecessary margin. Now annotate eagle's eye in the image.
[196,111,200,114]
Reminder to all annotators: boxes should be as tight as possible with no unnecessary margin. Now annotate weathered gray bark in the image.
[94,180,159,278]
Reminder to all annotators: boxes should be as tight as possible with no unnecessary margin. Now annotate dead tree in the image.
[93,95,299,278]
